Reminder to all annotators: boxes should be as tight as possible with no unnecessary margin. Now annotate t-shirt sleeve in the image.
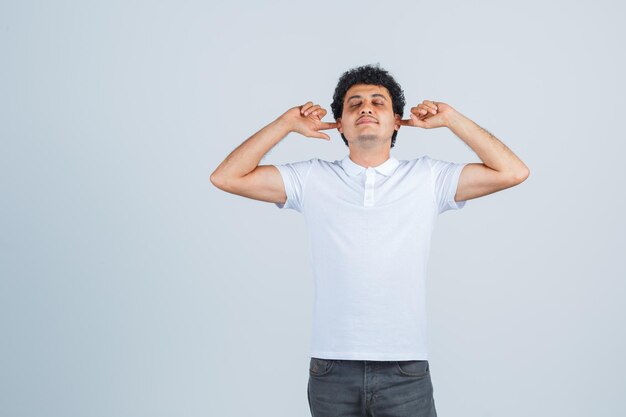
[272,158,315,213]
[425,155,468,214]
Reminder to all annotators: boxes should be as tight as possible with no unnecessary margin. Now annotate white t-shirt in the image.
[273,154,468,361]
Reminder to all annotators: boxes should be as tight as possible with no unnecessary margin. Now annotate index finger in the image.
[318,121,338,130]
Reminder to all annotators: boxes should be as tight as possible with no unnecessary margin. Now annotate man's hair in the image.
[330,63,406,148]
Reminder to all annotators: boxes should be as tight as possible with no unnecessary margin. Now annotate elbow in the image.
[210,172,227,190]
[512,167,530,184]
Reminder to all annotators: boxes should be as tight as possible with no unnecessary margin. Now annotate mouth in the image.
[356,117,377,125]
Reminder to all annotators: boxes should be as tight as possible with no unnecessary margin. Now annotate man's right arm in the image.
[210,116,292,205]
[209,102,335,205]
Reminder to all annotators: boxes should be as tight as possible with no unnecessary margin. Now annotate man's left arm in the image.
[400,100,530,202]
[444,110,530,202]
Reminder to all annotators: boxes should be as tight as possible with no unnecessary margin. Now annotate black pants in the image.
[307,357,437,417]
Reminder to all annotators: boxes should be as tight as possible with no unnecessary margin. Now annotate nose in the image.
[357,100,374,114]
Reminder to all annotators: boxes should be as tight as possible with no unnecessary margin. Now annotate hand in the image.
[281,101,338,141]
[399,100,455,129]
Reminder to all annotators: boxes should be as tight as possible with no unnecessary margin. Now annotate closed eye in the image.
[350,102,384,107]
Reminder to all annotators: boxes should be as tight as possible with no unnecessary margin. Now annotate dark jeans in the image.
[307,357,437,417]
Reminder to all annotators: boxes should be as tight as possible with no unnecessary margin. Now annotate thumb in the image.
[409,113,428,128]
[309,130,331,141]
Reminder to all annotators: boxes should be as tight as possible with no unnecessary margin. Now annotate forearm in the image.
[211,116,292,183]
[445,110,529,178]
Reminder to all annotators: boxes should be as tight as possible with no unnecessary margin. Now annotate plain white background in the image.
[1,1,625,416]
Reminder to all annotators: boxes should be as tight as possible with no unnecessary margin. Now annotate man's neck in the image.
[348,150,391,168]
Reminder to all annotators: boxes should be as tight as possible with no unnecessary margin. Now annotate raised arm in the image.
[209,102,337,205]
[400,100,530,202]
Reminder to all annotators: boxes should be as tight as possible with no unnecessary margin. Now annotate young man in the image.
[210,64,529,417]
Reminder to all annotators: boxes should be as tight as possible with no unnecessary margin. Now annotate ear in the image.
[394,114,401,130]
[337,118,343,134]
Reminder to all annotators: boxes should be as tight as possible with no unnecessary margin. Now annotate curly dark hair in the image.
[331,63,406,148]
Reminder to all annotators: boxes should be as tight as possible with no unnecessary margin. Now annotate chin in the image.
[355,134,380,141]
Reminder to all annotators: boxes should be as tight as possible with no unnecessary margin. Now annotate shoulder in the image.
[308,157,344,173]
[401,155,431,172]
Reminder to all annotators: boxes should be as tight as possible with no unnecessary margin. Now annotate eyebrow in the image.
[346,94,388,101]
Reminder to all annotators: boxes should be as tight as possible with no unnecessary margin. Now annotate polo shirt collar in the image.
[341,154,400,177]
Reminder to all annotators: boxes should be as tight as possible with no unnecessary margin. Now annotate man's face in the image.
[337,83,400,147]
